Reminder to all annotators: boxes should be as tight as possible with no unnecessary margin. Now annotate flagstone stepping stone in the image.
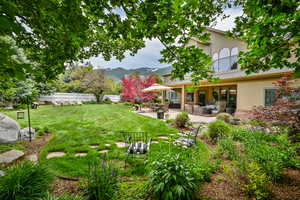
[105,144,111,147]
[116,142,126,148]
[151,141,159,144]
[0,150,24,164]
[46,152,66,159]
[0,170,5,177]
[169,134,176,136]
[26,154,38,162]
[89,145,99,149]
[99,149,109,153]
[75,152,87,157]
[157,136,168,140]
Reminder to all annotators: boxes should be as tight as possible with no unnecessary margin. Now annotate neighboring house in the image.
[163,28,300,119]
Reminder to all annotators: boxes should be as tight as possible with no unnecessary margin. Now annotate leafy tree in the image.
[2,1,298,83]
[121,74,157,103]
[230,0,300,75]
[82,69,111,102]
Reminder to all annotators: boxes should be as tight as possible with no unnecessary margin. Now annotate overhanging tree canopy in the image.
[1,0,299,82]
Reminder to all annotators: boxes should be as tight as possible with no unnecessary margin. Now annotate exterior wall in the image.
[237,78,300,111]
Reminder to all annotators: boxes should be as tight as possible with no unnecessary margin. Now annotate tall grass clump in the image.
[147,153,198,200]
[0,161,53,200]
[175,112,190,128]
[83,157,119,200]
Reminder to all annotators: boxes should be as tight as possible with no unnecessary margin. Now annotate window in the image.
[219,48,230,72]
[230,47,238,70]
[198,91,206,106]
[212,53,219,72]
[265,89,277,106]
[186,93,194,102]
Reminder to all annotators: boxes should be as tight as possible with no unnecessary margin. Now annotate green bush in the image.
[147,154,198,200]
[83,157,119,200]
[123,102,134,106]
[207,120,231,143]
[216,113,233,123]
[165,118,175,125]
[217,138,239,160]
[103,99,112,104]
[0,161,53,200]
[243,162,271,200]
[175,112,189,128]
[153,97,162,103]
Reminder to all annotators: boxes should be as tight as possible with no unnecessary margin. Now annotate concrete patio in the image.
[137,109,216,123]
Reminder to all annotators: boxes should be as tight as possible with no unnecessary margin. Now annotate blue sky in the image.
[89,7,243,69]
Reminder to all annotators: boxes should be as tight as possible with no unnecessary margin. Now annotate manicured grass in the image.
[4,104,211,178]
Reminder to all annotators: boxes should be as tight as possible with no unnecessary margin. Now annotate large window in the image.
[265,89,277,106]
[212,47,239,73]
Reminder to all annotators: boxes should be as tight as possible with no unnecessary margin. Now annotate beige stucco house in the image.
[163,28,300,118]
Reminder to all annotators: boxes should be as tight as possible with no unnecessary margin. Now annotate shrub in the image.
[123,102,134,106]
[0,161,53,200]
[153,97,162,103]
[147,154,198,200]
[243,162,271,200]
[83,157,119,200]
[103,98,112,104]
[207,120,231,143]
[217,138,239,160]
[216,113,233,123]
[165,118,175,125]
[175,112,189,128]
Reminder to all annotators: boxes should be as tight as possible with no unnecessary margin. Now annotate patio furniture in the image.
[121,131,152,168]
[174,124,204,148]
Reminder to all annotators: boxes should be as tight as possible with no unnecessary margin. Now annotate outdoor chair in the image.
[174,124,204,148]
[121,131,152,168]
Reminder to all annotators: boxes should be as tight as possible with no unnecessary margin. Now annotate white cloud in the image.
[88,7,243,69]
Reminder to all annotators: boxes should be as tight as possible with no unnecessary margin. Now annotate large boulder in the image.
[0,113,20,144]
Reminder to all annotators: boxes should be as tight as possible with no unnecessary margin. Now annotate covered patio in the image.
[165,84,237,116]
[138,108,216,123]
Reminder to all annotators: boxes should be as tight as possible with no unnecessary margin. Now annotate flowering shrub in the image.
[250,75,300,140]
[120,74,157,103]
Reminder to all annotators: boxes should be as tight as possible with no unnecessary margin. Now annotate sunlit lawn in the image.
[4,104,210,178]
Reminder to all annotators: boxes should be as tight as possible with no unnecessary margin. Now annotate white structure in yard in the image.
[39,93,120,103]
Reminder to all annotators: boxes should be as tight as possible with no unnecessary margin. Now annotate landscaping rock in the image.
[99,149,109,153]
[0,170,5,177]
[75,152,87,157]
[19,127,36,140]
[0,149,24,164]
[157,136,168,140]
[115,142,126,148]
[0,113,20,144]
[26,154,38,162]
[46,152,66,159]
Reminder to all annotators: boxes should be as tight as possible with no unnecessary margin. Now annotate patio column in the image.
[181,85,185,111]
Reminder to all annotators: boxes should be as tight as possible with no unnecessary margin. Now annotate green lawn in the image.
[3,104,211,178]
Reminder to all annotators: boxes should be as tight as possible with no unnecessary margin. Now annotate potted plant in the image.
[157,109,164,119]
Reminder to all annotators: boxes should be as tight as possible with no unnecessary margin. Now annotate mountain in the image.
[103,66,172,81]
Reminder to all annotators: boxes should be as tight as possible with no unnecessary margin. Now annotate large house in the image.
[163,28,300,119]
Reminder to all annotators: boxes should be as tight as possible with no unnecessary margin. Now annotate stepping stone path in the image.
[151,141,159,144]
[115,142,126,148]
[26,154,38,162]
[99,149,109,153]
[46,152,66,159]
[89,145,99,149]
[0,150,24,164]
[157,136,168,140]
[105,144,111,147]
[75,152,87,157]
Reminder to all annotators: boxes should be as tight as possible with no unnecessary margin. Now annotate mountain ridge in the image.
[103,66,172,81]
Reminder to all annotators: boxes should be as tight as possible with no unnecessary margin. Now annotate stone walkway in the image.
[137,109,216,123]
[0,150,24,164]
